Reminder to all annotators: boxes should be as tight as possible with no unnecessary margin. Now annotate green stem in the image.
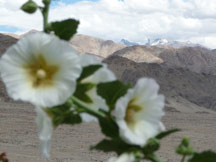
[41,0,51,33]
[69,96,106,119]
[181,155,186,162]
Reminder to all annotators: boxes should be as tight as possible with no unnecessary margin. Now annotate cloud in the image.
[1,0,216,49]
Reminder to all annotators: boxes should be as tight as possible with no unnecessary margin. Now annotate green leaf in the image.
[143,138,160,155]
[156,128,180,139]
[188,151,216,162]
[97,80,132,111]
[91,138,140,155]
[45,104,81,127]
[98,117,119,138]
[74,83,95,103]
[51,19,79,40]
[21,0,38,14]
[78,65,102,82]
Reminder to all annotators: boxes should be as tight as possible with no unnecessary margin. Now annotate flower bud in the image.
[21,0,38,14]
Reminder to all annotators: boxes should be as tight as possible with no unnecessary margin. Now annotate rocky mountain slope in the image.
[70,34,126,58]
[103,55,216,111]
[111,45,216,75]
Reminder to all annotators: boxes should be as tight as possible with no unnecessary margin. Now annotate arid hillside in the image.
[111,45,216,75]
[104,55,216,111]
[70,34,126,58]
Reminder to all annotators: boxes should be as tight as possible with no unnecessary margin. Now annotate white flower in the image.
[114,78,165,146]
[0,32,81,107]
[78,55,116,122]
[107,153,135,162]
[35,106,53,159]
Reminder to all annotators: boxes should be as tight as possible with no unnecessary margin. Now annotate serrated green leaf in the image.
[21,0,38,14]
[78,65,102,82]
[156,128,180,139]
[51,19,79,41]
[91,138,139,155]
[74,83,95,103]
[188,151,216,162]
[97,80,132,111]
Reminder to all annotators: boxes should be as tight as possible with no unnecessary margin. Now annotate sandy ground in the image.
[0,100,216,162]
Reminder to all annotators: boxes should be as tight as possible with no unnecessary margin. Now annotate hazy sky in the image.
[0,0,216,48]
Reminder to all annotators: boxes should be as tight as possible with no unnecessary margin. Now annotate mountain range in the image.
[0,32,216,112]
[120,38,203,49]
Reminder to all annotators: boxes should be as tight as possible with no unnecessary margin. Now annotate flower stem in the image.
[69,96,106,119]
[181,155,186,162]
[41,0,51,33]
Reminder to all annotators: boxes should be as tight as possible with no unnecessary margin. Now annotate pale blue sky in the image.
[52,0,98,5]
[1,0,216,48]
[0,0,98,33]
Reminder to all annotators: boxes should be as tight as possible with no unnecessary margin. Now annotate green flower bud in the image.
[176,137,194,156]
[143,138,160,154]
[21,0,38,14]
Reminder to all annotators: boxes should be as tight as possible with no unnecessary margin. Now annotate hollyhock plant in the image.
[114,78,165,146]
[0,32,82,107]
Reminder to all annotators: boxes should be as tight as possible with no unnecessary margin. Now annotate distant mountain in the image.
[103,55,216,111]
[111,45,163,63]
[120,39,139,46]
[1,32,216,112]
[147,38,202,48]
[109,45,216,75]
[212,49,216,55]
[120,38,203,49]
[70,34,126,58]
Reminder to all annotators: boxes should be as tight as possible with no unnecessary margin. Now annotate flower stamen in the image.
[125,98,142,126]
[24,54,59,88]
[37,69,46,79]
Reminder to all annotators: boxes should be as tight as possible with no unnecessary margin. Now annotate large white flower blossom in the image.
[114,78,165,146]
[107,153,135,162]
[78,55,116,122]
[0,32,82,107]
[35,106,53,159]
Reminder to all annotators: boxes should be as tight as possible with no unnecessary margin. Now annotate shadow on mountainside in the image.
[104,55,216,111]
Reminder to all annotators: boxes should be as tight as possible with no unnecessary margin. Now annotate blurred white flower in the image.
[35,106,53,159]
[114,78,165,146]
[0,32,81,107]
[79,55,116,122]
[107,153,135,162]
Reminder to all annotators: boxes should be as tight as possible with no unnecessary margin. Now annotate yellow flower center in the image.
[125,98,142,127]
[24,54,59,88]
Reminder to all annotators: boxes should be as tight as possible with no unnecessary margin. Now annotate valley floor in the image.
[0,101,216,162]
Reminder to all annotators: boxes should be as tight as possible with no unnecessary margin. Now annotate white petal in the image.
[114,77,165,146]
[35,107,53,159]
[81,65,116,84]
[107,153,135,162]
[80,54,100,67]
[0,32,82,107]
[80,87,108,122]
